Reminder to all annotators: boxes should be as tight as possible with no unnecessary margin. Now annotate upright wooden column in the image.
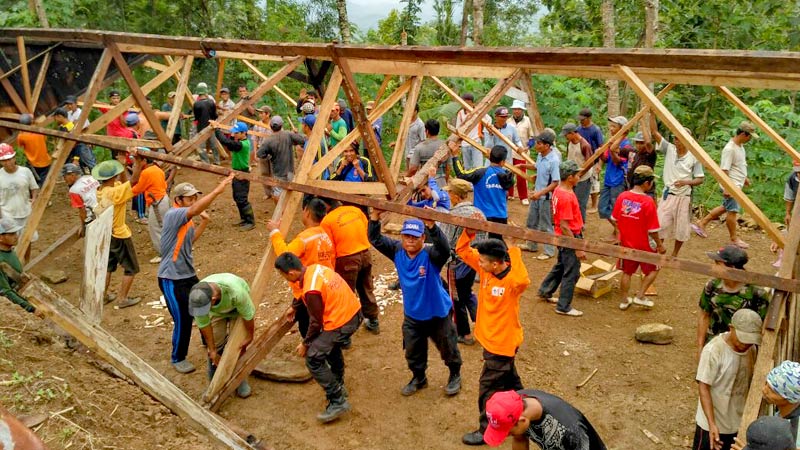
[389,76,423,178]
[165,56,193,139]
[79,208,113,325]
[520,71,545,134]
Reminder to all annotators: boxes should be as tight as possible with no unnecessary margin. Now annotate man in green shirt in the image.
[0,218,36,314]
[209,120,255,231]
[326,103,348,148]
[696,244,769,358]
[189,273,256,398]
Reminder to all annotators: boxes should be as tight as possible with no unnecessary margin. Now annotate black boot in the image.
[462,430,486,446]
[317,390,351,423]
[401,375,428,396]
[444,372,461,396]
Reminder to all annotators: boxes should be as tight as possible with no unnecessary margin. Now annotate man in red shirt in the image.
[611,165,666,310]
[538,160,586,317]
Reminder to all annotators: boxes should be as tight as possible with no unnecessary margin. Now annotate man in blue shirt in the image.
[517,130,561,259]
[368,213,462,397]
[331,142,375,182]
[599,116,632,242]
[577,108,605,213]
[452,144,516,241]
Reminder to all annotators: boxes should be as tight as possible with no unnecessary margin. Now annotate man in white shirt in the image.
[64,95,89,130]
[455,93,491,170]
[693,122,756,249]
[0,143,39,260]
[508,100,534,206]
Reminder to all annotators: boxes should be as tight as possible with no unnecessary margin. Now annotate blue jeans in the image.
[525,198,555,256]
[574,178,591,223]
[598,183,625,219]
[70,143,96,171]
[539,237,582,313]
[461,145,484,170]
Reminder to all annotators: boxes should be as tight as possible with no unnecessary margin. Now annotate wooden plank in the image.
[114,43,205,57]
[0,120,151,151]
[108,42,174,152]
[0,43,60,82]
[216,58,226,99]
[122,145,800,294]
[23,226,80,271]
[16,275,254,449]
[520,71,545,134]
[717,86,800,163]
[446,123,533,181]
[307,78,413,179]
[79,208,112,325]
[90,135,165,149]
[333,55,397,198]
[308,180,389,195]
[16,49,112,260]
[165,56,193,139]
[0,65,29,113]
[16,36,33,112]
[347,59,517,78]
[30,51,52,112]
[374,75,392,103]
[205,67,342,410]
[240,60,299,106]
[617,65,785,249]
[389,76,423,178]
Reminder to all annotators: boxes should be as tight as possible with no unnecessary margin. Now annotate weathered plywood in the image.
[80,208,112,325]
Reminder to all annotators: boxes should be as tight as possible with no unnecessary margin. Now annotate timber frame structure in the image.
[1,28,799,447]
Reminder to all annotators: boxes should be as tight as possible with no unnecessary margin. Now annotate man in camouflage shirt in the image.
[696,244,769,358]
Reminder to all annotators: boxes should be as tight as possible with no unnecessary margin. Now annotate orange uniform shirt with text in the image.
[301,264,361,331]
[320,205,370,258]
[131,165,167,206]
[456,230,530,357]
[270,226,336,297]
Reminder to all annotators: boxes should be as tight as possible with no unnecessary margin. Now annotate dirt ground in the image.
[0,168,782,450]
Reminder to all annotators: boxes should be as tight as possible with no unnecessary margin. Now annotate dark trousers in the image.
[69,143,96,171]
[335,250,378,320]
[692,425,736,450]
[575,178,591,223]
[292,298,310,338]
[402,311,462,379]
[539,239,582,313]
[478,350,523,432]
[486,217,507,241]
[452,267,477,337]
[30,165,50,188]
[132,193,146,219]
[232,177,254,225]
[159,276,199,363]
[306,312,362,399]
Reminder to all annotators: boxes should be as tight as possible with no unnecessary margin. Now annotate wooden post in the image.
[716,86,800,163]
[216,58,226,99]
[617,65,785,248]
[389,76,423,178]
[519,71,545,134]
[17,275,255,449]
[16,36,33,113]
[16,49,113,260]
[0,65,29,114]
[332,54,397,198]
[374,75,392,103]
[30,51,52,112]
[165,56,193,139]
[80,208,112,325]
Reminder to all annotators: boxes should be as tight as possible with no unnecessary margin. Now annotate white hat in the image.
[511,99,526,110]
[608,116,629,126]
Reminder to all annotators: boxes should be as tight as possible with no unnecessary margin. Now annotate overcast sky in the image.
[348,0,442,32]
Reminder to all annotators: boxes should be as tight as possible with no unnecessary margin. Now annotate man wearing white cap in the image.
[508,100,533,205]
[694,308,762,450]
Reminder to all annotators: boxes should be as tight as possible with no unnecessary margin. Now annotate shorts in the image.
[12,217,38,243]
[590,172,600,194]
[618,258,658,276]
[108,236,140,275]
[271,172,294,198]
[658,194,692,242]
[721,189,740,213]
[598,183,625,219]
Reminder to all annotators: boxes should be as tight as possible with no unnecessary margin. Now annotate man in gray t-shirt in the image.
[157,175,232,374]
[257,116,307,202]
[408,119,451,187]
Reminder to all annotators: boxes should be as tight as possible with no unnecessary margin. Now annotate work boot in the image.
[240,223,255,232]
[172,360,196,374]
[401,376,428,396]
[364,318,380,335]
[236,380,252,398]
[116,297,141,309]
[462,430,486,446]
[317,395,351,423]
[444,373,461,396]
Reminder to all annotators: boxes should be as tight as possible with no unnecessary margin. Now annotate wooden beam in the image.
[114,43,205,57]
[332,54,397,198]
[617,65,785,248]
[0,65,29,113]
[17,275,254,449]
[308,180,389,195]
[307,77,413,179]
[347,59,516,78]
[0,120,153,152]
[16,36,33,112]
[205,67,342,410]
[389,76,423,178]
[0,43,60,83]
[716,86,800,163]
[16,49,112,260]
[165,56,193,139]
[79,208,112,325]
[23,226,80,271]
[30,51,52,113]
[519,71,545,134]
[216,58,226,99]
[240,60,299,106]
[374,75,392,103]
[108,42,174,152]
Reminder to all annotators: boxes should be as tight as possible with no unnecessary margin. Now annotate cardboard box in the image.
[575,259,620,298]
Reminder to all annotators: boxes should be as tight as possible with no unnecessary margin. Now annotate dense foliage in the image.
[2,0,798,219]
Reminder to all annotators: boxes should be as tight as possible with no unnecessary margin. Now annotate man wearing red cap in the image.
[482,389,606,449]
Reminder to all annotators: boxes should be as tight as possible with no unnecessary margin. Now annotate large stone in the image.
[635,323,674,345]
[253,358,312,383]
[41,269,68,284]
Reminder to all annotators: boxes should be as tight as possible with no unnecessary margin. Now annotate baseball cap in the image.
[91,160,125,181]
[301,114,316,128]
[494,107,509,117]
[731,308,763,345]
[510,99,525,110]
[270,115,285,129]
[256,105,272,114]
[483,391,525,447]
[301,102,315,114]
[195,82,209,95]
[220,87,230,93]
[743,416,794,450]
[0,218,21,235]
[124,112,139,126]
[561,123,579,135]
[231,121,248,134]
[188,282,214,317]
[167,91,176,98]
[171,182,202,198]
[633,165,658,179]
[633,132,646,142]
[608,116,628,126]
[401,219,425,238]
[533,129,556,145]
[61,163,82,176]
[577,108,592,119]
[109,90,121,98]
[64,95,77,104]
[738,121,759,138]
[706,244,748,267]
[443,178,473,198]
[560,159,581,177]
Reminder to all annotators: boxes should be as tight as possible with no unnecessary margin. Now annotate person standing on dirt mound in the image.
[274,252,362,424]
[456,232,530,446]
[368,212,463,398]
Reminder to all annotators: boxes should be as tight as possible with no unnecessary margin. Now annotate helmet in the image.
[0,143,16,161]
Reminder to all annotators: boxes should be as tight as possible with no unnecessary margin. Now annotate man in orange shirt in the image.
[275,252,362,423]
[17,114,52,187]
[320,200,380,334]
[130,148,169,264]
[267,197,335,337]
[457,232,530,446]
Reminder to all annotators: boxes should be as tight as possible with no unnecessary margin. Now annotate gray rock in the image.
[635,323,674,345]
[41,269,68,284]
[253,359,312,383]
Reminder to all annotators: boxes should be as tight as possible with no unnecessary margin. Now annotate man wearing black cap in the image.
[189,274,255,398]
[732,416,795,450]
[63,95,89,131]
[483,107,523,179]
